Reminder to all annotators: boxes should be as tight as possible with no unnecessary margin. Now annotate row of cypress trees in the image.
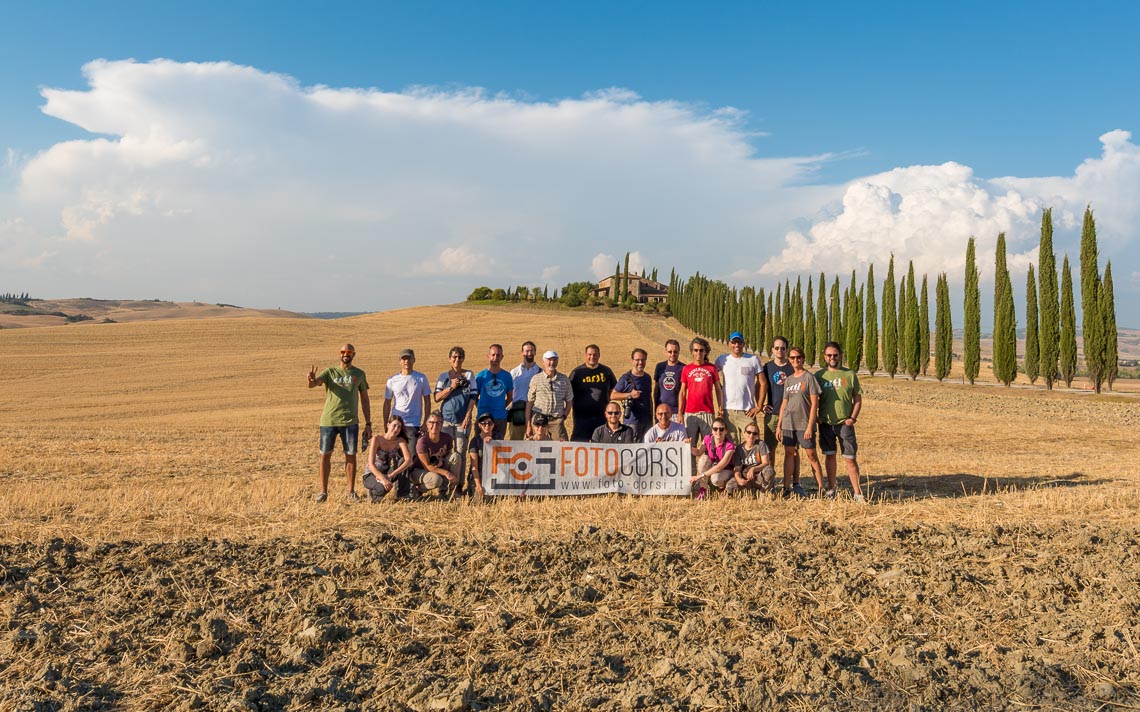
[667,206,1119,389]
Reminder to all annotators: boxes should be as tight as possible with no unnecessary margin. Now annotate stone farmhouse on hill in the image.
[589,274,669,304]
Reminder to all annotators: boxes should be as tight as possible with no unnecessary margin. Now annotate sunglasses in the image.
[825,353,840,358]
[712,426,726,432]
[340,351,355,355]
[692,348,707,353]
[606,411,621,416]
[479,420,494,426]
[789,356,804,361]
[745,429,759,435]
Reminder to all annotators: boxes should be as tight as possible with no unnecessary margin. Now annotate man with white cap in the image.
[526,350,573,441]
[715,330,763,442]
[383,348,431,457]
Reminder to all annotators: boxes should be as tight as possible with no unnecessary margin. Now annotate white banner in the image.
[480,440,692,496]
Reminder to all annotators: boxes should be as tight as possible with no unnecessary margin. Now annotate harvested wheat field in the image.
[1,304,1138,710]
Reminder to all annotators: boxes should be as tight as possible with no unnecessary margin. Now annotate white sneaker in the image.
[853,494,866,504]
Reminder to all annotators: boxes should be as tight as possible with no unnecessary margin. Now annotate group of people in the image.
[306,332,866,503]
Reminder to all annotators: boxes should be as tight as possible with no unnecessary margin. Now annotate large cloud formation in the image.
[759,130,1140,287]
[1,59,1137,318]
[1,59,830,310]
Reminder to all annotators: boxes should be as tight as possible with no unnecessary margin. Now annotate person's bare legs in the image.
[345,455,357,494]
[782,447,797,491]
[318,453,332,496]
[804,448,825,491]
[845,456,863,497]
[825,453,839,492]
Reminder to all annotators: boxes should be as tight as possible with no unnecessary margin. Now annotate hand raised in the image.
[307,365,318,383]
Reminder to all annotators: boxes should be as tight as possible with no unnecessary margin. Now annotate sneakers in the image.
[824,488,836,499]
[695,487,707,501]
[345,491,361,503]
[313,491,328,503]
[791,484,807,499]
[853,494,867,504]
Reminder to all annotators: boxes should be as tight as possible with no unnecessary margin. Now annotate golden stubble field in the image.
[1,305,1138,709]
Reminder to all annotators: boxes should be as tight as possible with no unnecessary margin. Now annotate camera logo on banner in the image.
[490,446,558,492]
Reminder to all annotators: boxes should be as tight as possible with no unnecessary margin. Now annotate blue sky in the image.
[2,1,1138,323]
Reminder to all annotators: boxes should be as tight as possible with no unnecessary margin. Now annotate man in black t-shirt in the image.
[465,412,496,498]
[569,344,617,442]
[653,339,685,418]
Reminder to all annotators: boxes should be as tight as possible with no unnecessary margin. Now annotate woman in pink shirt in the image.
[690,417,735,500]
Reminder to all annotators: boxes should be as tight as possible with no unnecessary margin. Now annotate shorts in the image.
[818,423,858,459]
[725,410,757,442]
[684,412,714,441]
[762,413,780,452]
[781,429,816,450]
[319,425,358,455]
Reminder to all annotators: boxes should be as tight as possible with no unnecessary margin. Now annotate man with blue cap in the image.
[715,330,763,442]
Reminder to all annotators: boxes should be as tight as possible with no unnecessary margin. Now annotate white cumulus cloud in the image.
[590,251,646,280]
[1,59,829,310]
[757,131,1140,289]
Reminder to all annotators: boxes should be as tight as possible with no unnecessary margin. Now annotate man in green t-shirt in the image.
[307,344,372,503]
[815,341,865,503]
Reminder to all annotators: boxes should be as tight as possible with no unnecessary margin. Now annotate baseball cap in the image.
[728,331,744,342]
[542,350,558,360]
[399,348,415,359]
[476,413,494,424]
[531,413,549,426]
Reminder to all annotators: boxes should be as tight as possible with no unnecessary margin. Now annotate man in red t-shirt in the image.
[677,337,724,441]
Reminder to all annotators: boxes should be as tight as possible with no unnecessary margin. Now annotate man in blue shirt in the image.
[475,343,513,439]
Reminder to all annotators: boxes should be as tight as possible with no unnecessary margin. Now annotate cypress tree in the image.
[964,237,980,384]
[783,279,793,345]
[882,257,898,378]
[815,273,828,359]
[920,274,930,376]
[897,276,907,375]
[851,285,865,372]
[765,292,774,353]
[829,277,842,347]
[792,278,804,352]
[865,264,878,375]
[1079,207,1106,392]
[844,271,858,367]
[1060,256,1077,387]
[904,262,920,379]
[1025,265,1039,384]
[1103,262,1118,390]
[623,252,631,301]
[992,233,1017,386]
[804,279,816,365]
[1037,209,1059,388]
[935,273,952,381]
[773,283,783,342]
[757,288,767,355]
[613,263,621,300]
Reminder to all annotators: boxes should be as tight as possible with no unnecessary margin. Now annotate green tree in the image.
[804,279,816,365]
[864,264,878,375]
[829,277,842,348]
[773,282,783,342]
[1103,261,1118,390]
[850,285,865,372]
[1079,207,1107,392]
[935,273,952,381]
[1037,208,1059,389]
[919,274,930,376]
[815,273,828,362]
[882,257,898,378]
[903,262,920,379]
[896,276,906,374]
[623,252,631,301]
[765,292,774,352]
[964,237,980,384]
[992,233,1017,386]
[792,277,804,352]
[1025,265,1039,384]
[1060,255,1077,387]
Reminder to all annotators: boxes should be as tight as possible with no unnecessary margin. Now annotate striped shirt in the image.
[527,371,573,418]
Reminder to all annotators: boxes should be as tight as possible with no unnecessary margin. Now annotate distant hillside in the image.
[304,311,371,320]
[0,298,310,330]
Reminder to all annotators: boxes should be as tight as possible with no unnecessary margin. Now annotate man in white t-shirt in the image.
[714,331,763,442]
[383,348,432,455]
[507,340,541,440]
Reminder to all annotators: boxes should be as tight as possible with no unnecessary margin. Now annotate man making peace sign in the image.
[307,344,371,503]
